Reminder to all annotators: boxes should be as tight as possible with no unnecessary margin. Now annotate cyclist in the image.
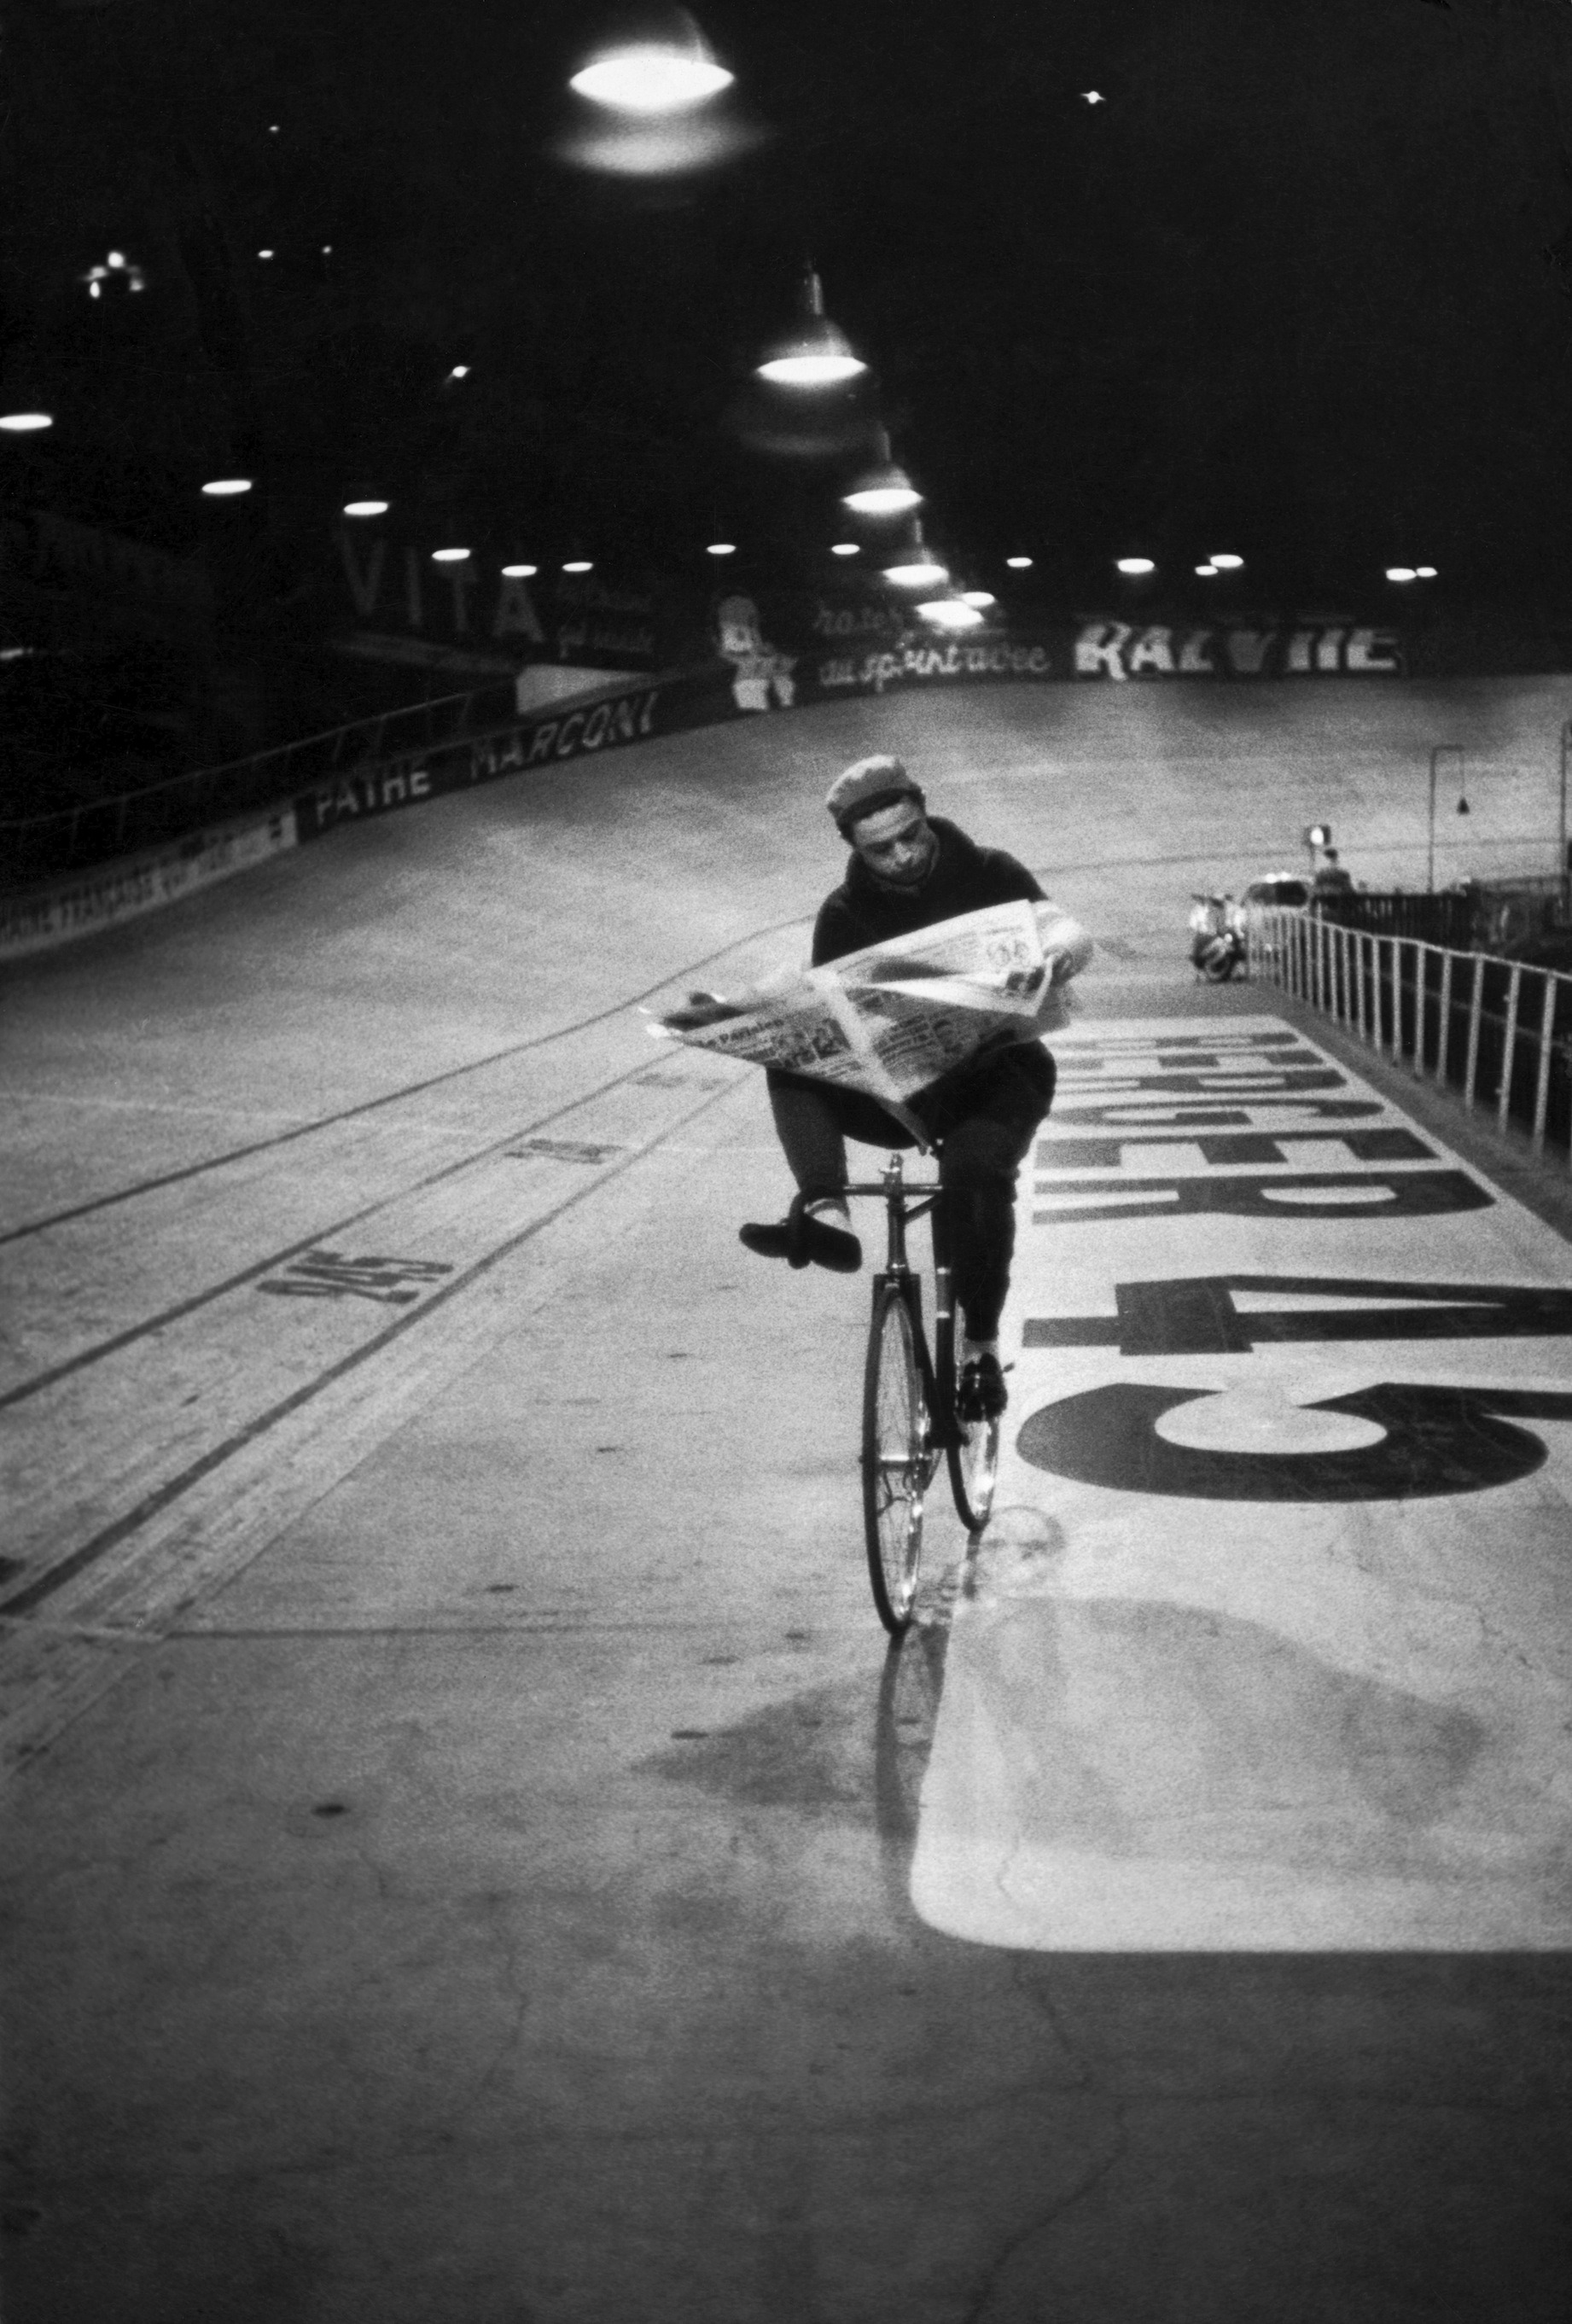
[681,754,1089,1420]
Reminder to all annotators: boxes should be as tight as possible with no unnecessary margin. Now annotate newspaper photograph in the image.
[650,899,1092,1111]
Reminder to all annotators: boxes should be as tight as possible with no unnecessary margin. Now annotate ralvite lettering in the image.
[1074,621,1402,679]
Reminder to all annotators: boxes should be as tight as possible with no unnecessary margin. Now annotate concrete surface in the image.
[3,677,1570,2321]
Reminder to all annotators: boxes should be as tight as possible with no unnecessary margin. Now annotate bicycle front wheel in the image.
[863,1279,930,1636]
[946,1401,1000,1533]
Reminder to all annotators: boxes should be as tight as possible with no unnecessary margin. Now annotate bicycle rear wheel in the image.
[863,1279,930,1636]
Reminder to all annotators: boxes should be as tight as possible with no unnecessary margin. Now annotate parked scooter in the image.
[1188,893,1245,981]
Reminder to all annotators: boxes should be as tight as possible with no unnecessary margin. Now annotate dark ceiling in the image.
[3,0,1572,608]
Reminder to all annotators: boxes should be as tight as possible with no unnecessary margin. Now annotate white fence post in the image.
[1531,973,1558,1152]
[1464,956,1484,1110]
[1498,963,1523,1130]
[1353,929,1366,1041]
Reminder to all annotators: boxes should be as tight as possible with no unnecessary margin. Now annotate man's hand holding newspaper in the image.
[652,900,1092,1114]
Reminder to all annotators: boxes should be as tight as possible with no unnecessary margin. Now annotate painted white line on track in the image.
[0,1063,748,1776]
[912,1017,1572,1950]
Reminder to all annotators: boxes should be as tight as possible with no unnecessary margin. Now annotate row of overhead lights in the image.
[1,18,1448,607]
[559,30,1447,608]
[0,410,1452,597]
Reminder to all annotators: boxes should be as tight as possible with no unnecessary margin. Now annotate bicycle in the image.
[784,1150,1002,1637]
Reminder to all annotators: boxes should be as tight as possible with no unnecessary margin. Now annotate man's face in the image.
[848,799,937,888]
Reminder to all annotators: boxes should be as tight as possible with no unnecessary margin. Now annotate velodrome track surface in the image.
[3,674,1571,2321]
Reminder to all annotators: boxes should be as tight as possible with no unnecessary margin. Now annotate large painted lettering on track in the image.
[911,1016,1572,1951]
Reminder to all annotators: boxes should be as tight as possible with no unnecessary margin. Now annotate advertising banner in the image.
[329,531,695,675]
[793,618,1408,701]
[0,809,296,959]
[291,665,739,842]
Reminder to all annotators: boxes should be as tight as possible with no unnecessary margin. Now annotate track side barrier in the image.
[0,808,300,961]
[1249,908,1572,1161]
[0,663,742,960]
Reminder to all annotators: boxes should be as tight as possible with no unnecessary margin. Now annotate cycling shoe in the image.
[738,1214,862,1273]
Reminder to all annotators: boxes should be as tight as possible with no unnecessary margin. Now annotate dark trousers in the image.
[764,1041,1056,1341]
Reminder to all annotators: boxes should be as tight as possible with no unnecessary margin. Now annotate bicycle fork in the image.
[876,1153,963,1455]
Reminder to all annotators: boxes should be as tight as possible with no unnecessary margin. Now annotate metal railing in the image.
[1313,878,1571,956]
[0,679,520,888]
[1249,909,1572,1162]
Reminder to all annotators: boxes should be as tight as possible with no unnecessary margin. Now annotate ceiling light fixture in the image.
[882,519,947,589]
[501,562,539,578]
[917,597,985,630]
[81,250,147,298]
[563,559,594,573]
[706,540,737,556]
[0,411,53,433]
[755,266,867,387]
[201,477,253,496]
[1386,567,1417,583]
[1004,555,1033,570]
[841,427,922,515]
[342,499,388,518]
[569,9,733,114]
[1116,556,1156,575]
[1209,552,1243,570]
[431,546,470,562]
[830,542,859,557]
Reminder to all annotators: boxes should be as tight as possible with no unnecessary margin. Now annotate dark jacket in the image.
[812,815,1045,965]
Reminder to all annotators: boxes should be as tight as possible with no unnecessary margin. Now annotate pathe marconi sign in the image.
[293,667,735,840]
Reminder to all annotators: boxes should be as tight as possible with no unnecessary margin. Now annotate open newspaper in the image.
[651,899,1092,1119]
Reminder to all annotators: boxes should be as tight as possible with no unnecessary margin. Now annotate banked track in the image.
[5,667,1569,1772]
[0,835,1222,1768]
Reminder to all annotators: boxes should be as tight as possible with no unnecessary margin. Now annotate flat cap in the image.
[824,754,922,829]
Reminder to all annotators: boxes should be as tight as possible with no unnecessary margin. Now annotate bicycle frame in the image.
[789,1154,963,1450]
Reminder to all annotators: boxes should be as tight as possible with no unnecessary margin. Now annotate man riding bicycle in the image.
[678,754,1090,1421]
